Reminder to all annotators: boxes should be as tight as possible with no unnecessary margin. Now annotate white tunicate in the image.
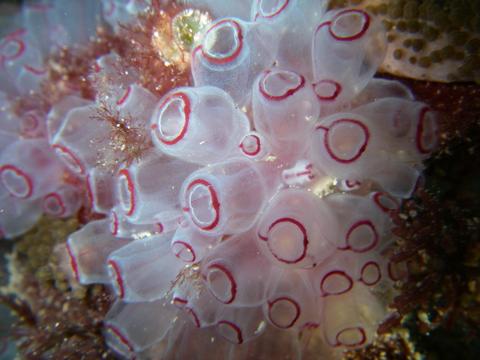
[171,221,220,264]
[312,8,387,105]
[256,188,338,269]
[46,95,92,143]
[0,28,45,94]
[322,283,388,349]
[309,99,437,197]
[252,67,319,163]
[107,233,185,302]
[263,269,320,330]
[215,305,266,345]
[86,167,116,215]
[66,219,132,284]
[180,158,270,235]
[52,104,110,176]
[116,151,198,224]
[252,0,328,77]
[200,231,275,306]
[191,17,276,106]
[0,139,67,200]
[104,299,178,357]
[43,183,82,218]
[151,86,250,165]
[0,189,42,239]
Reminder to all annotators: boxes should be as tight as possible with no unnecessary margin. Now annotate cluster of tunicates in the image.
[0,1,438,359]
[0,1,103,237]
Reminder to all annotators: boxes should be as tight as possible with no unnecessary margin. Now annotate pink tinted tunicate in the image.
[0,1,437,359]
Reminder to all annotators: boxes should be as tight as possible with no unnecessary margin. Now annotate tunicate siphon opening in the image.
[330,10,369,40]
[189,183,216,227]
[43,194,63,216]
[268,297,299,328]
[327,119,369,163]
[258,0,288,17]
[204,20,241,61]
[268,218,306,264]
[261,70,303,99]
[207,264,235,303]
[1,165,31,198]
[158,97,187,141]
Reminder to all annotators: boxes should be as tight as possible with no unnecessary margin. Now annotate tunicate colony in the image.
[0,0,438,359]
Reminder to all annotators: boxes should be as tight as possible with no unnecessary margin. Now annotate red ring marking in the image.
[186,307,201,328]
[155,222,164,233]
[201,19,243,65]
[335,326,367,347]
[116,86,132,106]
[111,211,119,236]
[266,217,308,264]
[108,259,125,299]
[206,263,237,304]
[66,241,80,282]
[118,169,135,217]
[268,296,301,329]
[372,191,399,213]
[343,220,378,253]
[0,38,25,61]
[314,20,331,36]
[104,323,135,355]
[23,64,47,75]
[320,270,353,296]
[172,296,188,307]
[52,144,85,175]
[259,69,306,101]
[43,193,66,216]
[255,0,290,19]
[171,240,196,263]
[152,92,191,146]
[345,179,361,188]
[322,118,370,164]
[416,107,436,154]
[329,9,370,42]
[185,178,220,231]
[315,124,329,131]
[313,79,342,101]
[86,174,94,209]
[103,0,116,17]
[239,134,261,156]
[360,261,381,286]
[258,230,268,241]
[4,29,26,38]
[0,164,33,199]
[93,62,101,73]
[217,320,243,344]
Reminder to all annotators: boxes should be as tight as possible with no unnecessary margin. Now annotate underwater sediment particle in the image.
[328,0,480,82]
